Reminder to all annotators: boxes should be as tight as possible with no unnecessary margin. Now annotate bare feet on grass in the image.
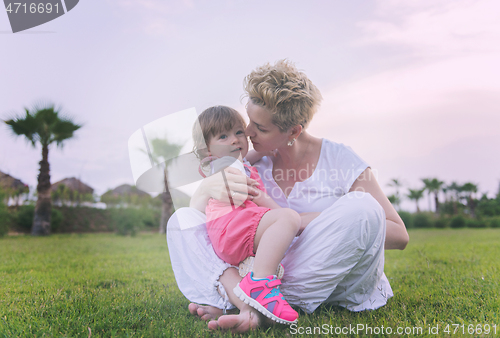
[188,303,223,321]
[189,302,276,333]
[208,309,262,333]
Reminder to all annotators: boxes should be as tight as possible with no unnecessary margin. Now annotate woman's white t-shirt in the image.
[255,138,369,212]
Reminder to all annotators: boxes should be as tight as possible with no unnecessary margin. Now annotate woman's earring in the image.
[287,138,296,146]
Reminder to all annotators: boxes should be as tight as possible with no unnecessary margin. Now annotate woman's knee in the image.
[303,192,383,236]
[338,192,384,220]
[336,192,385,243]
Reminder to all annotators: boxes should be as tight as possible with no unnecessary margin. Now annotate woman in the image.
[167,60,409,333]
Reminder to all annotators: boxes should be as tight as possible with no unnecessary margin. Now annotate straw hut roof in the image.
[52,177,94,194]
[102,184,149,198]
[0,170,29,192]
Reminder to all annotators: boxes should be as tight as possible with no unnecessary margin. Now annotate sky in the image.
[1,0,499,212]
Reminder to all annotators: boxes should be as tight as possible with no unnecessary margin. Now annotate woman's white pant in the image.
[166,192,393,314]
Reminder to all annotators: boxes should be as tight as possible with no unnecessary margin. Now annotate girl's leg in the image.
[231,208,301,325]
[252,208,301,278]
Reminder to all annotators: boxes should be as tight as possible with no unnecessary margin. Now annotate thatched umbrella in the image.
[0,170,29,191]
[104,184,148,197]
[51,177,94,206]
[51,177,94,194]
[101,184,151,207]
[0,171,29,205]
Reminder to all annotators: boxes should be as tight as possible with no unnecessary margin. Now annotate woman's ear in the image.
[290,125,303,139]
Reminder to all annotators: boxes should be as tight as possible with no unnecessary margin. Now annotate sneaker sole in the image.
[233,283,298,325]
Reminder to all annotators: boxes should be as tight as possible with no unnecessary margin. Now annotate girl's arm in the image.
[349,168,409,250]
[189,167,261,212]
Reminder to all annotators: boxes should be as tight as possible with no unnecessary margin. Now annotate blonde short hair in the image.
[192,106,246,159]
[243,59,322,132]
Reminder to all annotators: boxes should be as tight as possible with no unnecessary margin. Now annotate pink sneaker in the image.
[233,272,298,324]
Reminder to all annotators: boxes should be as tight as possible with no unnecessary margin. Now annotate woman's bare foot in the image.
[188,303,223,321]
[207,308,273,333]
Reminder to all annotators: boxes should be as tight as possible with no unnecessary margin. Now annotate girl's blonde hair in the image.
[243,59,322,132]
[192,106,246,159]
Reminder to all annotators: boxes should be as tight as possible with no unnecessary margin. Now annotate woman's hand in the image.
[189,167,261,212]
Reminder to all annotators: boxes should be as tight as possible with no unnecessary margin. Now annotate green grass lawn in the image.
[1,229,499,337]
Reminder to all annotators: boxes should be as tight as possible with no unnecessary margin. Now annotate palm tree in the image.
[447,181,461,214]
[442,185,449,203]
[407,188,424,213]
[461,182,478,217]
[422,178,444,214]
[5,103,81,235]
[421,178,432,211]
[387,178,403,210]
[147,137,184,234]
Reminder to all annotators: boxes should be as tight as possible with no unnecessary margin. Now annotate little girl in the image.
[192,106,300,325]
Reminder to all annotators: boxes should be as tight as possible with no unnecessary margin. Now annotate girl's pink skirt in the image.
[206,199,270,266]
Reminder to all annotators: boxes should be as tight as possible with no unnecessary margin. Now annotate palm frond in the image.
[4,102,81,148]
[52,119,82,147]
[4,109,39,147]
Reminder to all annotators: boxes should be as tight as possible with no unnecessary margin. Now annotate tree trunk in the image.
[415,200,420,213]
[159,169,173,234]
[32,144,51,236]
[434,192,440,215]
[468,195,476,218]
